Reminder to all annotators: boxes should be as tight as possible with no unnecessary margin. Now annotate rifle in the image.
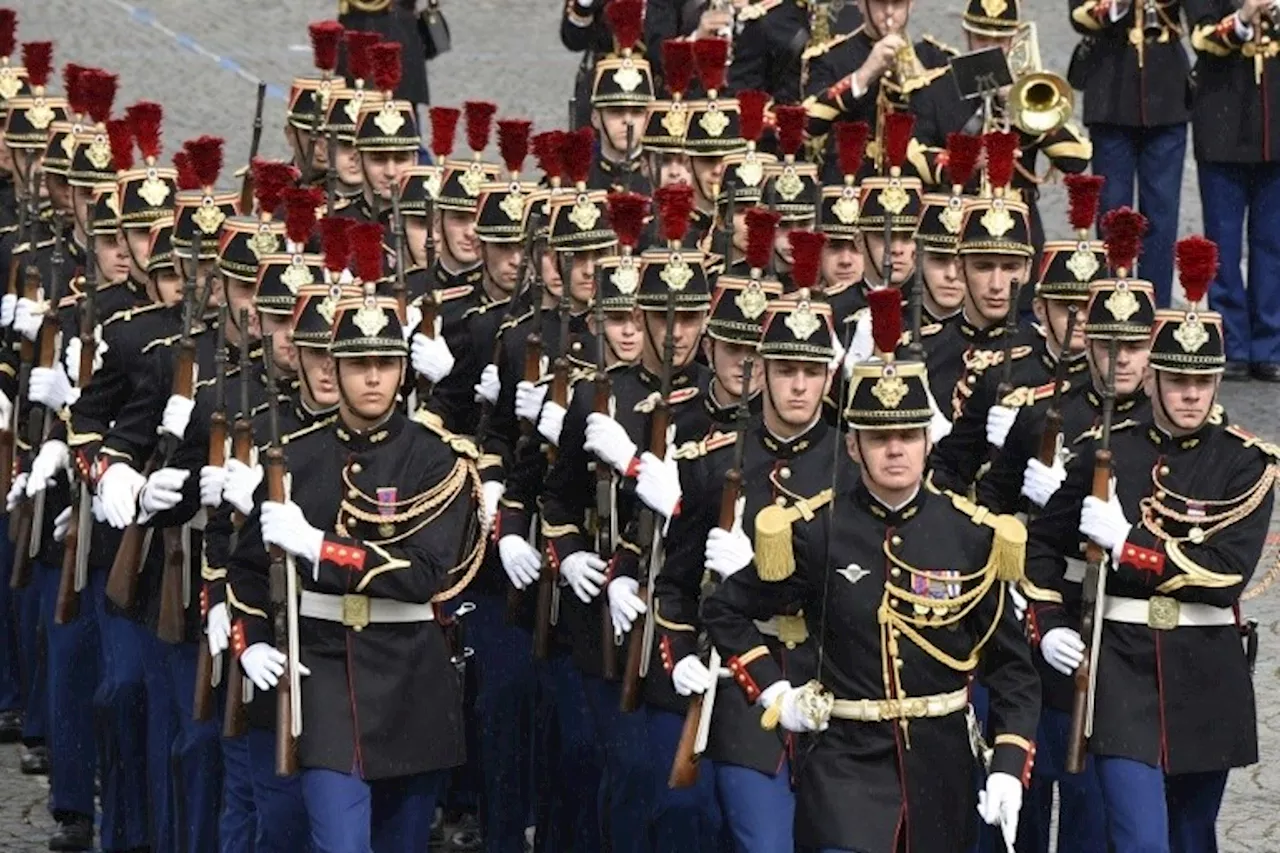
[390,179,409,323]
[620,290,677,712]
[714,174,736,262]
[474,230,535,443]
[194,303,230,721]
[1065,334,1117,775]
[992,277,1022,406]
[8,264,44,587]
[1035,306,1079,469]
[239,82,269,213]
[414,189,439,405]
[670,357,753,789]
[222,308,253,738]
[592,264,618,679]
[299,82,325,187]
[325,126,340,216]
[0,172,34,501]
[907,238,925,362]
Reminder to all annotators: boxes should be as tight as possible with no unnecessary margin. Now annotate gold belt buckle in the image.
[342,594,371,631]
[1147,596,1179,631]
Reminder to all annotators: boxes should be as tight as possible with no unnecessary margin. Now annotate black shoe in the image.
[48,812,92,851]
[0,709,21,743]
[20,745,49,775]
[1250,362,1280,382]
[448,814,483,852]
[1224,360,1251,381]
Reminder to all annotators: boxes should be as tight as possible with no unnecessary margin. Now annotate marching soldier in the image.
[284,21,344,187]
[759,105,820,291]
[817,121,870,321]
[337,0,431,114]
[318,83,367,208]
[682,39,745,250]
[587,0,654,195]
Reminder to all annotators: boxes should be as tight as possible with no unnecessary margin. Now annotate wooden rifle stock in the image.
[9,266,44,589]
[594,374,616,679]
[266,444,297,775]
[156,336,198,643]
[56,286,100,625]
[1066,451,1112,773]
[193,408,229,721]
[239,82,268,212]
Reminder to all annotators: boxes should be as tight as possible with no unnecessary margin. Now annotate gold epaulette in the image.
[947,492,1026,582]
[412,407,480,460]
[754,489,835,581]
[1000,380,1061,408]
[102,300,166,328]
[1226,424,1280,459]
[1072,417,1139,445]
[673,430,737,460]
[802,26,859,61]
[737,0,782,23]
[921,34,961,57]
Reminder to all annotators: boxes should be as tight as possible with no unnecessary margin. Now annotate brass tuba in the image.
[1006,23,1074,135]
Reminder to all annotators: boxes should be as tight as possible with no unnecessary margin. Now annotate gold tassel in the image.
[984,513,1027,582]
[753,504,796,582]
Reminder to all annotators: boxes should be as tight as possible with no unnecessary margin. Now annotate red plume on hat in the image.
[693,38,729,95]
[607,191,649,251]
[173,150,199,191]
[349,222,385,283]
[944,132,981,190]
[64,63,88,116]
[883,112,914,175]
[774,104,806,160]
[789,230,826,290]
[283,187,323,247]
[126,101,164,163]
[252,159,297,217]
[81,69,118,126]
[655,184,694,245]
[745,207,780,271]
[982,131,1018,192]
[344,30,379,84]
[1175,236,1217,307]
[836,122,870,180]
[308,20,344,74]
[605,0,644,54]
[868,287,902,359]
[464,100,497,155]
[185,136,224,190]
[1064,173,1104,235]
[532,130,566,185]
[738,90,768,146]
[429,106,460,160]
[371,42,402,95]
[661,39,696,99]
[0,10,16,60]
[320,216,353,273]
[106,119,134,173]
[563,126,595,188]
[21,42,51,90]
[1100,207,1148,275]
[498,119,532,178]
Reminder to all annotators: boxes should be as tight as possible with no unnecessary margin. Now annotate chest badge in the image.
[376,486,398,538]
[837,563,868,585]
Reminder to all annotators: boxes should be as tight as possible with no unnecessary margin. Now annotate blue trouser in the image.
[581,674,654,853]
[141,627,177,853]
[17,558,46,745]
[222,727,311,853]
[220,727,256,853]
[1091,122,1188,308]
[1199,160,1280,365]
[1096,756,1229,853]
[0,515,23,711]
[95,573,151,850]
[168,640,223,853]
[645,707,720,852]
[1016,707,1105,853]
[301,767,446,853]
[716,759,794,853]
[469,592,536,852]
[534,653,602,853]
[40,560,99,818]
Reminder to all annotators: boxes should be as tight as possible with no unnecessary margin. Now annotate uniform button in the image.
[348,516,358,526]
[891,535,902,546]
[348,489,360,499]
[890,628,900,638]
[889,598,899,608]
[894,659,904,669]
[779,467,791,479]
[890,568,901,578]
[1155,491,1165,500]
[966,376,976,385]
[1158,466,1169,476]
[351,463,363,474]
[775,497,786,506]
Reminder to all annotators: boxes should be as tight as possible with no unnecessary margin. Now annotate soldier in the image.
[337,0,431,116]
[338,41,419,225]
[703,289,1040,853]
[731,0,864,105]
[587,0,654,195]
[760,105,821,291]
[682,39,746,250]
[817,121,870,322]
[560,0,616,130]
[317,83,367,208]
[641,40,696,195]
[283,21,344,186]
[1026,235,1270,850]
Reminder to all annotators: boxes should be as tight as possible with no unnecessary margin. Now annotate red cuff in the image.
[727,655,762,703]
[1025,603,1041,646]
[200,584,210,620]
[670,499,681,519]
[826,77,852,101]
[660,635,675,675]
[1119,541,1165,577]
[231,620,248,658]
[321,540,366,571]
[1092,0,1111,21]
[1020,743,1037,787]
[624,456,641,479]
[1214,14,1235,38]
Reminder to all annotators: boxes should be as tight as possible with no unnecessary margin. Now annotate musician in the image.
[730,0,863,105]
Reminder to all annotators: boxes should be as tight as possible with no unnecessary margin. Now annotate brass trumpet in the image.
[1006,23,1074,135]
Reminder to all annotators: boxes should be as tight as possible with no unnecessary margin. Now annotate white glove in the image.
[761,680,829,733]
[239,643,311,692]
[607,576,647,635]
[514,380,548,423]
[0,390,10,429]
[672,654,714,697]
[200,465,226,508]
[206,602,231,658]
[13,296,42,342]
[138,467,190,518]
[560,550,608,603]
[481,481,504,535]
[1040,627,1085,677]
[705,522,753,580]
[261,500,324,567]
[499,535,542,590]
[403,303,424,342]
[635,448,681,520]
[1079,480,1131,564]
[977,771,1023,852]
[53,506,71,542]
[411,332,456,383]
[842,311,873,376]
[91,495,106,522]
[222,458,263,515]
[926,382,952,443]
[0,293,14,326]
[1008,585,1027,622]
[473,363,500,405]
[161,394,196,440]
[584,412,637,475]
[97,463,146,529]
[1020,457,1066,509]
[26,440,69,497]
[537,400,567,447]
[986,404,1018,450]
[28,365,79,410]
[5,473,26,512]
[64,332,107,383]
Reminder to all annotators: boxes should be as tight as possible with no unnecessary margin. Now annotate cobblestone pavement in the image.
[5,1,1274,851]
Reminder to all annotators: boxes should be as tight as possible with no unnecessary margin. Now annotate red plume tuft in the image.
[63,63,88,115]
[1100,207,1149,274]
[81,69,119,125]
[344,30,379,83]
[464,100,497,154]
[497,119,532,176]
[604,0,644,53]
[429,106,460,159]
[693,38,729,93]
[349,222,385,283]
[126,101,163,161]
[532,130,566,182]
[1064,173,1105,233]
[944,132,981,188]
[982,130,1018,190]
[655,184,694,244]
[185,135,224,189]
[563,126,595,187]
[106,119,134,172]
[738,90,768,144]
[661,39,696,98]
[252,159,298,216]
[789,230,826,290]
[22,42,52,90]
[868,288,902,357]
[319,217,353,273]
[0,10,15,59]
[1175,236,1217,305]
[283,187,323,246]
[371,41,401,94]
[774,104,806,158]
[308,20,344,73]
[607,191,649,250]
[744,207,780,271]
[173,151,199,191]
[883,112,914,172]
[836,122,870,178]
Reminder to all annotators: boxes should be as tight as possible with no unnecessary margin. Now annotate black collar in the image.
[335,409,405,451]
[853,480,926,526]
[758,416,828,459]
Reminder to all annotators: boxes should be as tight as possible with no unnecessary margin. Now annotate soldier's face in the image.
[261,318,296,372]
[334,142,364,187]
[774,220,814,267]
[224,279,260,341]
[1034,298,1086,354]
[95,232,131,284]
[482,242,523,294]
[71,186,94,233]
[298,346,339,408]
[440,211,479,266]
[848,428,929,493]
[654,153,691,189]
[0,142,13,176]
[541,246,563,299]
[285,125,328,173]
[822,238,864,288]
[338,355,406,426]
[152,270,183,305]
[863,232,915,286]
[643,309,706,369]
[961,254,1028,324]
[569,250,604,307]
[599,309,643,364]
[46,173,72,216]
[765,359,829,429]
[730,207,749,254]
[922,251,963,312]
[704,340,760,399]
[122,228,151,281]
[690,156,726,207]
[9,149,38,192]
[862,0,914,36]
[1147,370,1219,433]
[593,107,647,160]
[405,216,432,266]
[1089,339,1149,397]
[967,32,1014,56]
[361,150,416,201]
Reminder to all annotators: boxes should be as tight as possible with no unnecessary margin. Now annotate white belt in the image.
[830,687,969,723]
[299,590,435,631]
[1064,557,1086,584]
[1103,595,1234,630]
